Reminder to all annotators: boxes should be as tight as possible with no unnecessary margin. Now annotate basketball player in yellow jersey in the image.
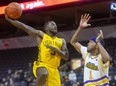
[5,15,69,86]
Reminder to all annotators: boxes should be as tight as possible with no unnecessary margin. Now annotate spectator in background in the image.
[68,70,77,86]
[5,75,14,86]
[64,76,71,86]
[114,75,116,80]
[13,70,21,86]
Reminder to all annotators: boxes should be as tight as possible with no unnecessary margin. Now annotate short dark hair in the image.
[43,21,54,32]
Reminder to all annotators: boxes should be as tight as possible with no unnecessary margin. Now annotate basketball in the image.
[5,2,22,19]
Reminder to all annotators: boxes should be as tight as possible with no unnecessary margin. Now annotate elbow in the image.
[103,56,110,63]
[63,52,69,61]
[64,56,69,61]
[65,56,69,61]
[103,59,109,63]
[65,53,69,61]
[70,40,72,45]
[70,40,74,46]
[70,38,77,46]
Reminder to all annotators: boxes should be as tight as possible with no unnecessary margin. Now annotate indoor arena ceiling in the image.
[0,0,114,39]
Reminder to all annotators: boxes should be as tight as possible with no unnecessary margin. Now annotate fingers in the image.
[81,15,83,19]
[86,14,91,22]
[97,30,103,39]
[98,30,103,35]
[5,14,8,19]
[100,30,103,38]
[88,24,91,27]
[82,14,91,20]
[4,14,10,20]
[83,14,88,19]
[100,30,103,34]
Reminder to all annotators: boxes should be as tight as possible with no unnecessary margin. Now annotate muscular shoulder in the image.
[36,30,44,37]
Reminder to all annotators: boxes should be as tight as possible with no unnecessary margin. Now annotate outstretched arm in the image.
[96,30,110,62]
[70,14,91,53]
[5,15,44,37]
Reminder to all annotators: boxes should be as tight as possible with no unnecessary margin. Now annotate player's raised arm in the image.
[70,14,91,53]
[5,15,44,38]
[96,30,110,62]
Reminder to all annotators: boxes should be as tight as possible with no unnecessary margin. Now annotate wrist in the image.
[79,26,84,29]
[96,40,99,43]
[96,41,100,44]
[96,41,101,45]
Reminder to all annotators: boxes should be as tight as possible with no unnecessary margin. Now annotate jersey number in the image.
[51,51,56,55]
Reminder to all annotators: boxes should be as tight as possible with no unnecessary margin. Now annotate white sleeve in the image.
[81,46,87,59]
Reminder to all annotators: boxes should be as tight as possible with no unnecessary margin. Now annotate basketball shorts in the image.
[33,61,61,86]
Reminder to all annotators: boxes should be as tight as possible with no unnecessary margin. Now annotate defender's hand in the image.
[79,14,91,29]
[96,30,103,43]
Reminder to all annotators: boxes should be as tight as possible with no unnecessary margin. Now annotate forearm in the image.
[6,18,38,37]
[6,18,24,29]
[97,42,110,62]
[70,27,82,44]
[56,49,69,61]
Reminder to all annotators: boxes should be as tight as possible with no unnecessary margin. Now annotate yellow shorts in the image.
[33,61,61,86]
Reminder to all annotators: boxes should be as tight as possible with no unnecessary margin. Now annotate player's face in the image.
[87,40,96,52]
[48,21,58,35]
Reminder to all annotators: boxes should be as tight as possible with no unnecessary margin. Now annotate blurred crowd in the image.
[0,63,36,86]
[0,61,116,86]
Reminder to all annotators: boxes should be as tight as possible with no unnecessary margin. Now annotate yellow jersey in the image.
[37,33,63,68]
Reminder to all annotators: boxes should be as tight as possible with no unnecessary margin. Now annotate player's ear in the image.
[96,44,99,50]
[95,43,98,47]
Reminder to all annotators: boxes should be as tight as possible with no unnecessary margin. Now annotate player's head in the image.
[87,37,104,52]
[44,21,57,35]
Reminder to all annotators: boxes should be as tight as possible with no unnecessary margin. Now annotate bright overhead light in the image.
[111,3,116,11]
